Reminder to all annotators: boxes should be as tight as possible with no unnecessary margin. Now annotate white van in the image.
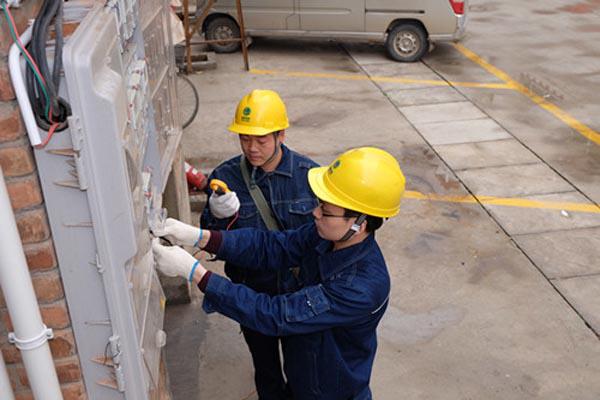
[200,0,467,62]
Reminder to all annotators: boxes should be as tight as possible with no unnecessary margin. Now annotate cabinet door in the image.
[299,0,365,31]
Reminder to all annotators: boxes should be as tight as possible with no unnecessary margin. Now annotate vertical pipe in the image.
[0,167,63,400]
[0,349,15,400]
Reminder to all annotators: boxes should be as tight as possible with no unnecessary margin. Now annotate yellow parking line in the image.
[454,43,600,146]
[250,68,512,90]
[404,190,600,214]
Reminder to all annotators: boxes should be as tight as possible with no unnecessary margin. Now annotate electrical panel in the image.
[30,1,183,398]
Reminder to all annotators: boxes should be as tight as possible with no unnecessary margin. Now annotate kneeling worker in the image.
[153,147,406,400]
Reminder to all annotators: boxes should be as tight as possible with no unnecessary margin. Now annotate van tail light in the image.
[449,0,465,14]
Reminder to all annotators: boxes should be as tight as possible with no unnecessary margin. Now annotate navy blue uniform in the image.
[202,223,391,400]
[201,145,318,399]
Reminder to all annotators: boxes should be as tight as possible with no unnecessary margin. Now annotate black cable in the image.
[26,0,70,133]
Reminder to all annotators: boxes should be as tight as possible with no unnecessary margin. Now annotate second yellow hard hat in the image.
[308,147,406,218]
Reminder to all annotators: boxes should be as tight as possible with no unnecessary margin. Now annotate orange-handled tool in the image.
[209,179,231,195]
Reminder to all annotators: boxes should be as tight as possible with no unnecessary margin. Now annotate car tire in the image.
[205,17,240,53]
[385,23,428,62]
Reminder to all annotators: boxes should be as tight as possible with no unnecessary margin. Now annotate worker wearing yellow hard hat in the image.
[154,147,405,399]
[200,89,319,399]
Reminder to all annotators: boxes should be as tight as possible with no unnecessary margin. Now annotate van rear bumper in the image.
[429,13,467,42]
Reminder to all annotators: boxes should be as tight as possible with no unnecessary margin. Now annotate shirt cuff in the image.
[203,230,222,254]
[197,271,212,292]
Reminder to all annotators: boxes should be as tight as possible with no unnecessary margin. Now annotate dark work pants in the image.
[242,326,291,400]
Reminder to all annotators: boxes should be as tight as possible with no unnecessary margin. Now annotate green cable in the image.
[1,4,51,117]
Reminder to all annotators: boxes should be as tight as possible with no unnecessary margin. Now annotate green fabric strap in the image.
[240,156,281,231]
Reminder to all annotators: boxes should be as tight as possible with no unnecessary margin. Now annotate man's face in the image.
[312,201,355,241]
[239,132,284,167]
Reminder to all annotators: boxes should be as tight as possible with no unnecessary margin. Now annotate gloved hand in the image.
[152,238,205,281]
[209,191,240,219]
[153,218,202,247]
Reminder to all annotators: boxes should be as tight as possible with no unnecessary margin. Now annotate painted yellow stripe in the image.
[404,190,600,214]
[454,43,600,146]
[250,68,512,90]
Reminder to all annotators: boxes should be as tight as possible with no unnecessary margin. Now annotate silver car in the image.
[201,0,467,62]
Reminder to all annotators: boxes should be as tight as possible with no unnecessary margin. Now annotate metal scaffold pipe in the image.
[0,167,63,400]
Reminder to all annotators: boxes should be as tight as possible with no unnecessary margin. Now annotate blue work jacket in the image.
[200,144,318,295]
[202,223,391,399]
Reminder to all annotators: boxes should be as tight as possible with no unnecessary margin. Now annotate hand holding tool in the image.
[208,179,240,218]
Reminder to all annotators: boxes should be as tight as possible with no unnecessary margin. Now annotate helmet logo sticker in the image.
[241,106,251,122]
[327,160,341,174]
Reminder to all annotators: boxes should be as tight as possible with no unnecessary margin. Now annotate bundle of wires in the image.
[0,0,71,147]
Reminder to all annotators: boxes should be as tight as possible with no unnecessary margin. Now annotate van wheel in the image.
[205,17,240,53]
[385,23,428,62]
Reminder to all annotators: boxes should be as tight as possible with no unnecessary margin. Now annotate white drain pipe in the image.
[0,167,63,400]
[0,348,15,400]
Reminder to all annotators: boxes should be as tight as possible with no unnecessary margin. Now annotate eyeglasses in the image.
[316,202,348,219]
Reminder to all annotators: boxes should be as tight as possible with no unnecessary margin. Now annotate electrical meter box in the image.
[31,0,183,398]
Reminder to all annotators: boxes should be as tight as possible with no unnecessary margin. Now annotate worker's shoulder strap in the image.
[240,156,281,231]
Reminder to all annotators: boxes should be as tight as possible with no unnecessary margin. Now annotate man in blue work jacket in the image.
[154,147,406,399]
[200,89,318,399]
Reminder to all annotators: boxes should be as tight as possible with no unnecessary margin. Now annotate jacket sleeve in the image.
[216,223,318,272]
[202,271,388,336]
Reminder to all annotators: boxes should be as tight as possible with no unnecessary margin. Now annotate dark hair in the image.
[343,209,384,233]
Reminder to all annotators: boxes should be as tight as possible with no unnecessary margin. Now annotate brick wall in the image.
[0,2,86,399]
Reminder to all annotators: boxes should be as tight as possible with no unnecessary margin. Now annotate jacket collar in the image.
[316,234,376,281]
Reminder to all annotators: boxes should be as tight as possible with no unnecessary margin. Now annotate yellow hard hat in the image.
[308,147,406,218]
[228,89,289,136]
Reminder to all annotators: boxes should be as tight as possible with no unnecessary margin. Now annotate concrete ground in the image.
[164,1,600,398]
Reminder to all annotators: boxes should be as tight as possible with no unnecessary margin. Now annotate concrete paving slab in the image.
[359,59,435,77]
[341,42,396,65]
[399,102,487,124]
[514,226,600,279]
[553,275,600,335]
[456,163,574,198]
[371,199,600,400]
[385,86,465,107]
[435,139,540,170]
[484,192,600,235]
[414,118,512,145]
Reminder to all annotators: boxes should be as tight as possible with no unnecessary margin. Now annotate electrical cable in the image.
[24,0,71,140]
[1,3,50,115]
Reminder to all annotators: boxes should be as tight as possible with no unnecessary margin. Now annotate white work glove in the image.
[208,191,240,219]
[152,238,202,281]
[153,218,202,247]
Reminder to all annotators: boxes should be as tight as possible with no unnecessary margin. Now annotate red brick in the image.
[0,1,43,58]
[31,270,64,303]
[0,145,35,177]
[17,356,82,386]
[24,240,57,272]
[6,364,19,391]
[6,175,42,210]
[0,62,14,101]
[1,339,21,364]
[62,381,87,400]
[40,301,70,329]
[0,307,13,331]
[49,329,77,358]
[0,102,24,143]
[16,208,50,244]
[14,390,33,400]
[56,357,83,384]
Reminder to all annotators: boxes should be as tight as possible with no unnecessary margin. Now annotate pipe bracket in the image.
[8,325,54,351]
